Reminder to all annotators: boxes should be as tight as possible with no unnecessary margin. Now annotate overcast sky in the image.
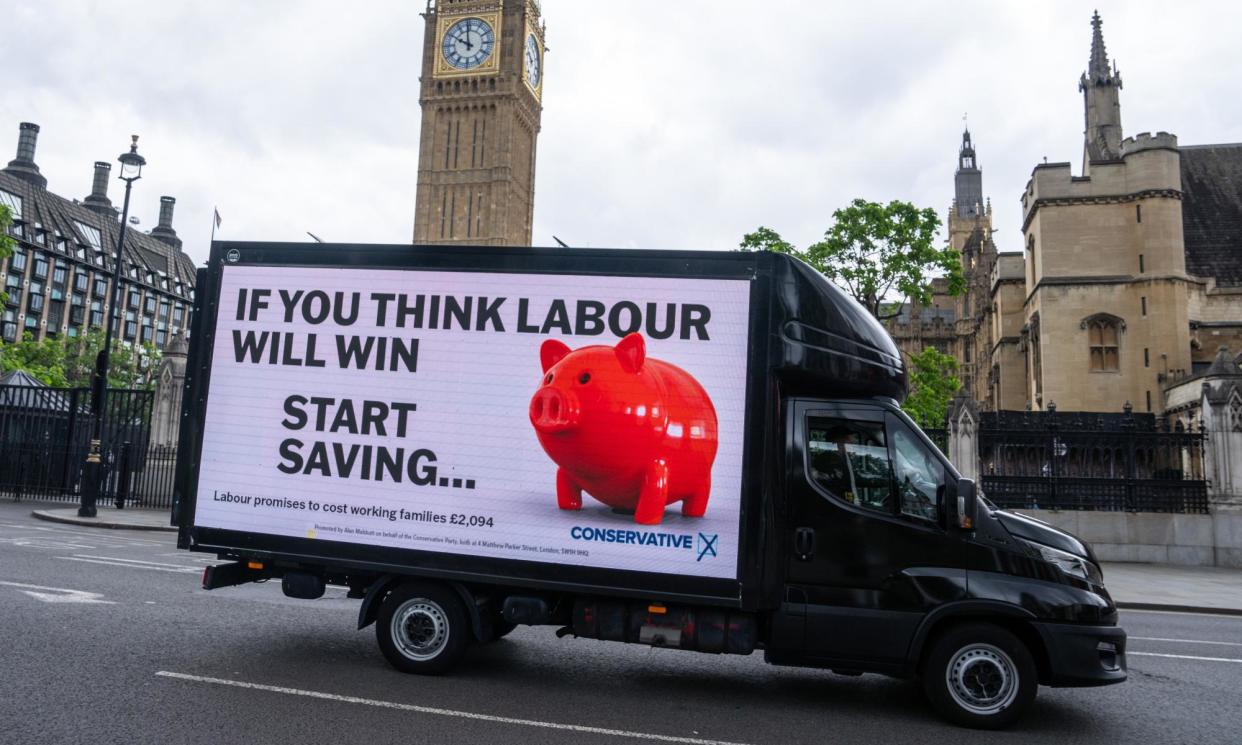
[4,1,1241,266]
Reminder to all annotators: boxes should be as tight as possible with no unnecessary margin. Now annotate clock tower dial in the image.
[442,17,495,71]
[432,9,502,78]
[523,29,542,95]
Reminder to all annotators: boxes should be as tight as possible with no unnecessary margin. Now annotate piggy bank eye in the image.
[544,373,553,384]
[578,372,591,385]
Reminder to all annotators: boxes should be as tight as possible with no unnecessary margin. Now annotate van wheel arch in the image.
[909,607,1052,685]
[358,575,487,642]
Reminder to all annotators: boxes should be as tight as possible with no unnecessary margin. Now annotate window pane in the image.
[74,221,102,250]
[1105,349,1119,370]
[893,426,944,522]
[0,189,22,220]
[808,418,892,513]
[1103,323,1118,345]
[1089,323,1102,345]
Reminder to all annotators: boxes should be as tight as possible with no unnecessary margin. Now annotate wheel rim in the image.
[391,598,450,661]
[945,643,1019,716]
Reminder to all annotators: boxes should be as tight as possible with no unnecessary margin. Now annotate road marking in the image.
[55,556,200,573]
[1131,636,1242,648]
[1130,652,1242,664]
[72,554,200,569]
[155,671,752,745]
[0,580,116,604]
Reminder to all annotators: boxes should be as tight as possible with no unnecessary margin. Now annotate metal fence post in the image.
[115,441,133,510]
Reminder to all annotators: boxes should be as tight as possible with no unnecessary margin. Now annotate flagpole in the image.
[210,205,217,244]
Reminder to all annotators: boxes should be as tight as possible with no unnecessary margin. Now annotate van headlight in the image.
[1023,540,1103,584]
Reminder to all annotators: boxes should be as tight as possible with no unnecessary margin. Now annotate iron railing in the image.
[978,407,1208,514]
[0,382,173,508]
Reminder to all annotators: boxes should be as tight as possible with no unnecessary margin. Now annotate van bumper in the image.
[1032,621,1127,687]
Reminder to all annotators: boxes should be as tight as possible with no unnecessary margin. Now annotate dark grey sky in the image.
[4,1,1240,265]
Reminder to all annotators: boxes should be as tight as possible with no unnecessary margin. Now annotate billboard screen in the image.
[193,265,751,580]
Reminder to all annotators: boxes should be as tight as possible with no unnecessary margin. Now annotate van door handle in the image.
[794,527,816,561]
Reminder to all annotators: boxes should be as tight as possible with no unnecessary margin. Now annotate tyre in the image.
[375,582,470,675]
[921,623,1038,730]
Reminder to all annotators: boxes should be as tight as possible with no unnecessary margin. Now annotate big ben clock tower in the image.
[412,0,545,246]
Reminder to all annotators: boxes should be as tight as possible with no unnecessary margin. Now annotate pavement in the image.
[33,505,176,531]
[29,503,1242,615]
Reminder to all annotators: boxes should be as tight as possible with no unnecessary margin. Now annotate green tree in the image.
[0,328,161,389]
[902,347,962,429]
[0,332,69,386]
[0,204,15,305]
[740,198,964,320]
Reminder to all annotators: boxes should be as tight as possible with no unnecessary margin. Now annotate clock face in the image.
[441,17,495,70]
[524,33,541,89]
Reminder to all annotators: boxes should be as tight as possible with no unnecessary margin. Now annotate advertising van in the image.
[175,243,1126,729]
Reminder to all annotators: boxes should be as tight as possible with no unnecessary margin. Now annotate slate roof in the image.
[1180,143,1242,287]
[0,169,196,289]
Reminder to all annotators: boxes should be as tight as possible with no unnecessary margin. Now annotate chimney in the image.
[83,161,118,217]
[3,122,48,188]
[150,196,182,249]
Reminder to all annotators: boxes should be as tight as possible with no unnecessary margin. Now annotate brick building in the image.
[0,123,196,349]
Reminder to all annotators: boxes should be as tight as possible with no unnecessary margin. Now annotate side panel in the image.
[184,246,759,594]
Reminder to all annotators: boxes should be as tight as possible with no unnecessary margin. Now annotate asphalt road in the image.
[2,500,1240,745]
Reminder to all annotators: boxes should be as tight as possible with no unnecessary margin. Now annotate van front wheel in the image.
[922,623,1037,729]
[376,582,469,675]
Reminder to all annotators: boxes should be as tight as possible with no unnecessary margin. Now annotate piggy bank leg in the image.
[556,468,583,511]
[635,460,670,525]
[681,477,711,518]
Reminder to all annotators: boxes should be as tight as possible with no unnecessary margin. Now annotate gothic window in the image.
[1082,314,1124,372]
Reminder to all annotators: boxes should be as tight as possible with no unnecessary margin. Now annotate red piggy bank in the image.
[529,332,718,525]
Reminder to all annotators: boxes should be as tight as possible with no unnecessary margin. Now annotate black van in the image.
[177,244,1125,730]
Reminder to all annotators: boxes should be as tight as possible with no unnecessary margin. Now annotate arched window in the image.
[1081,314,1125,372]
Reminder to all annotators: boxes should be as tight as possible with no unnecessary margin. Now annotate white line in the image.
[1131,636,1242,648]
[1130,652,1242,664]
[55,557,200,573]
[72,554,201,570]
[155,671,751,745]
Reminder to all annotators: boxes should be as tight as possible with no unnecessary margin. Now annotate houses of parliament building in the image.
[887,12,1242,416]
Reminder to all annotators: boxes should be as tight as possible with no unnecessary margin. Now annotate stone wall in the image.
[1015,508,1242,568]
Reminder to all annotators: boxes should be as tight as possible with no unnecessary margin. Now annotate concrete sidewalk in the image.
[25,505,1242,614]
[1102,562,1242,615]
[32,506,175,532]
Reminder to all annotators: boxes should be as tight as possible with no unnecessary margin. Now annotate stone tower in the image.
[1080,10,1123,172]
[1020,11,1190,413]
[948,127,997,402]
[412,0,545,246]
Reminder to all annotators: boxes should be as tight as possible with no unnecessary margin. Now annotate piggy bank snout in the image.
[530,386,580,433]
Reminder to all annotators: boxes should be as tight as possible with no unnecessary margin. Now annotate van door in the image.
[780,400,967,669]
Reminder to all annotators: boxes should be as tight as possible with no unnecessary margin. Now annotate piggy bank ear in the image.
[540,339,572,372]
[614,332,646,373]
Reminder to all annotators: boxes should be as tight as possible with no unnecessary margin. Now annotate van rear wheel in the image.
[922,623,1037,729]
[376,582,469,675]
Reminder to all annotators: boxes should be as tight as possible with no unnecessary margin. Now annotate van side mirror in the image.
[952,478,977,530]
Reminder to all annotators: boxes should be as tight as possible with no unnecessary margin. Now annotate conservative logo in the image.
[571,526,719,561]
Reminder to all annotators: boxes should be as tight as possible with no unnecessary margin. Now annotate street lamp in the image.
[78,136,145,517]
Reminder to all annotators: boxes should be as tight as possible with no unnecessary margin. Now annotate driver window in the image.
[807,418,892,514]
[891,424,945,523]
